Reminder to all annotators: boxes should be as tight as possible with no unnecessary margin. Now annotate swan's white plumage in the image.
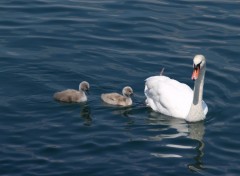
[145,75,208,119]
[145,55,208,122]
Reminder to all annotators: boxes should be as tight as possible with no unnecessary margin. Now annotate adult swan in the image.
[144,55,208,122]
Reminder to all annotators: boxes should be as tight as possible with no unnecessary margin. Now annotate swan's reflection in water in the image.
[147,111,205,172]
[80,104,92,126]
[187,122,205,172]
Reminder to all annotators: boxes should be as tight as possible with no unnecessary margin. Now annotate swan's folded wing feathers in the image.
[145,76,171,116]
[160,78,193,118]
[145,75,194,118]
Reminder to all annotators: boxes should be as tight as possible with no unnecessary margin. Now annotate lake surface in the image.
[0,0,240,175]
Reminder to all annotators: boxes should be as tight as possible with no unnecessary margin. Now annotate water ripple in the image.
[0,0,240,175]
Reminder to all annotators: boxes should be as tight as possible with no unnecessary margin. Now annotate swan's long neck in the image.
[186,67,206,122]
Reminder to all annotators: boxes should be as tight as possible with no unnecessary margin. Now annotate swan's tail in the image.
[160,68,165,75]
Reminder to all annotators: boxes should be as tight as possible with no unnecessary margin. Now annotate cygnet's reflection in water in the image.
[101,97,133,116]
[111,106,135,127]
[80,104,92,126]
[111,106,133,117]
[147,111,205,172]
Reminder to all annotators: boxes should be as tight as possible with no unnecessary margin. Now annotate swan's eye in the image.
[194,61,202,69]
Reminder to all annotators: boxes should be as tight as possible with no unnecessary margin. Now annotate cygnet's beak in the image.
[126,92,133,98]
[85,89,90,95]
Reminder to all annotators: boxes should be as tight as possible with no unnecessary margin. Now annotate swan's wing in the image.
[145,76,193,119]
[145,76,170,114]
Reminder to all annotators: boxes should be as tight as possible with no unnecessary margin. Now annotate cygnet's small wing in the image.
[54,89,83,103]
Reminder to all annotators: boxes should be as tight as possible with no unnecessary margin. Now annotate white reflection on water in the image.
[151,153,182,158]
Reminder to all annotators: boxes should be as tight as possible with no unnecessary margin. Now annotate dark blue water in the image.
[1,0,240,175]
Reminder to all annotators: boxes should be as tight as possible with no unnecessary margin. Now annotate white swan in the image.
[101,86,133,107]
[53,81,90,103]
[144,55,208,122]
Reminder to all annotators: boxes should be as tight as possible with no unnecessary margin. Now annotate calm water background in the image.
[0,0,240,175]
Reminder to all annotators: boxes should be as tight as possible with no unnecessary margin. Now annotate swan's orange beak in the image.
[192,66,200,80]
